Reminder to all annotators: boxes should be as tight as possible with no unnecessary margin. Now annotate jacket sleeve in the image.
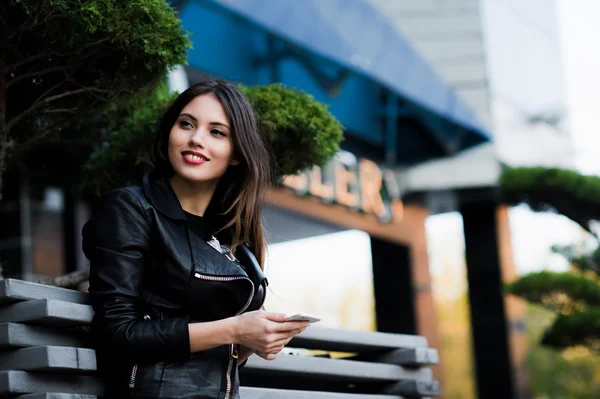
[83,188,191,363]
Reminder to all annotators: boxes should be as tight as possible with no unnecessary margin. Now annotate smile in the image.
[182,151,209,165]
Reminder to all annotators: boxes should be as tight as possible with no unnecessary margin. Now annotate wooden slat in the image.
[0,300,92,327]
[0,323,84,349]
[290,327,428,353]
[0,280,89,305]
[243,354,432,383]
[0,346,96,372]
[351,347,439,367]
[378,348,439,367]
[0,371,105,395]
[382,380,440,397]
[240,387,406,399]
[16,395,97,399]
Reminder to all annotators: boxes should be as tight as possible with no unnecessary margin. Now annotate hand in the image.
[231,311,309,360]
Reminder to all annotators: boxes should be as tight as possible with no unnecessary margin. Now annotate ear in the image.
[230,158,240,166]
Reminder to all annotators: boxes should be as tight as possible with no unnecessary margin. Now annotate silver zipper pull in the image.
[207,236,239,263]
[207,236,222,252]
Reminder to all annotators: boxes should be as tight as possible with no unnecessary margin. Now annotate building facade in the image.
[367,1,572,398]
[0,0,505,397]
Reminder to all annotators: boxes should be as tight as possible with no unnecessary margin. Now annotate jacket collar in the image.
[237,244,267,284]
[143,171,188,222]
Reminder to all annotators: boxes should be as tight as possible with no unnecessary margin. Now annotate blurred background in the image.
[1,1,599,398]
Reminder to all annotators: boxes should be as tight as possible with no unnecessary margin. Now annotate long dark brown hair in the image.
[152,79,271,268]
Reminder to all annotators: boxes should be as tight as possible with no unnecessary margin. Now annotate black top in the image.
[183,211,212,241]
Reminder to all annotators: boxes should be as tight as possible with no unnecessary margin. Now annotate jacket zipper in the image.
[224,345,239,399]
[129,314,151,389]
[193,272,254,399]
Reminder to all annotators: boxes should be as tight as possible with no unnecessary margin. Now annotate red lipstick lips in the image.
[181,150,208,165]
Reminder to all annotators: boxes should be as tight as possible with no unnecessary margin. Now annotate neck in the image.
[169,174,219,216]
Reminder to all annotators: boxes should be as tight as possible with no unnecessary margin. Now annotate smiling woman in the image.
[83,80,310,398]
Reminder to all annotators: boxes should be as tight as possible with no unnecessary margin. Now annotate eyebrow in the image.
[179,113,230,130]
[209,121,230,130]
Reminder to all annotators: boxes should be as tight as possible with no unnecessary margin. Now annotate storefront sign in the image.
[282,151,404,223]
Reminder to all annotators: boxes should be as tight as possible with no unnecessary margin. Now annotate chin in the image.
[174,168,220,184]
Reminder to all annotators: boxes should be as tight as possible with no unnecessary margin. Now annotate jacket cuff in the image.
[168,315,191,361]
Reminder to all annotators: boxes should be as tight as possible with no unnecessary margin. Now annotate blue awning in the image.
[212,0,492,144]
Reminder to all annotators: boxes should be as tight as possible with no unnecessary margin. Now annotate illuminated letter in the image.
[283,172,309,195]
[358,159,385,218]
[382,169,404,222]
[334,151,360,209]
[309,166,334,202]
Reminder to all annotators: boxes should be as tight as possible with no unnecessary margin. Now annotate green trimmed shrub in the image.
[500,167,600,203]
[506,271,600,315]
[80,83,345,196]
[241,83,344,178]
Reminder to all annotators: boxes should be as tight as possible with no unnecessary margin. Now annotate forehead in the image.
[181,94,230,125]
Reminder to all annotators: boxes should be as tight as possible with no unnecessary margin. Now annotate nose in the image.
[188,128,207,148]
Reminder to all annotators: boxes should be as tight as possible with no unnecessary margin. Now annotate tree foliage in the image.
[79,83,345,196]
[506,271,600,315]
[500,167,600,236]
[525,305,600,398]
[240,83,344,179]
[502,166,600,353]
[553,244,600,276]
[0,0,190,198]
[541,308,600,351]
[507,271,600,353]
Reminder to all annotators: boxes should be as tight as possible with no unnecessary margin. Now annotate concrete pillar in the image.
[461,200,515,399]
[371,237,416,334]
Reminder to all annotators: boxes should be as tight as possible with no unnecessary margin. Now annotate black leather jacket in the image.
[82,172,267,398]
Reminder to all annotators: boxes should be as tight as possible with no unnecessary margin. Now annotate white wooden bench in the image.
[0,279,439,398]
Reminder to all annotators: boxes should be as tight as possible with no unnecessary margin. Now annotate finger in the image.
[257,352,277,361]
[276,329,305,345]
[269,320,310,332]
[265,329,305,349]
[278,327,307,339]
[293,326,308,335]
[272,329,305,351]
[268,331,300,343]
[267,346,284,356]
[265,346,286,355]
[262,312,289,323]
[267,333,288,344]
[266,338,290,351]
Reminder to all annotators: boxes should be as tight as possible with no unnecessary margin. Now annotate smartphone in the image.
[285,313,321,324]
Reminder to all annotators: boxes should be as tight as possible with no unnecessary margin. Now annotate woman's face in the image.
[168,94,238,185]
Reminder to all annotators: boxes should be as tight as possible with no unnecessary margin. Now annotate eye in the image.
[179,120,193,129]
[211,129,226,137]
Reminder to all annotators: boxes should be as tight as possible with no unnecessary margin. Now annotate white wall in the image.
[481,0,574,169]
[367,0,492,129]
